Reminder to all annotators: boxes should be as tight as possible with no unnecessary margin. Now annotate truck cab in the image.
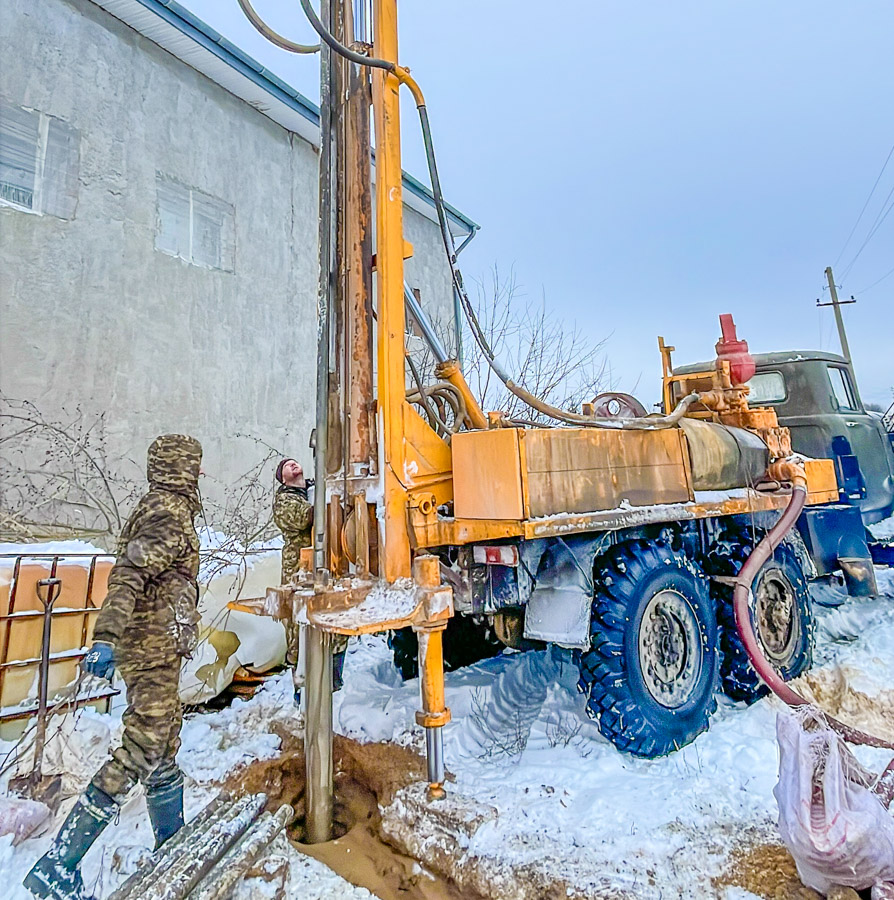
[675,350,894,526]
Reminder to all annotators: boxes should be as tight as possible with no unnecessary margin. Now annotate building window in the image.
[0,101,79,218]
[155,176,234,271]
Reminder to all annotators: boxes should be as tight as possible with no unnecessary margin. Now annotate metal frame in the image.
[0,553,118,723]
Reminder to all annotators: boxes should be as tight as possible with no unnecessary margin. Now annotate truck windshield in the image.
[747,371,786,404]
[827,365,859,411]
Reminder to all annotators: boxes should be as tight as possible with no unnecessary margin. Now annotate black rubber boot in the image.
[145,767,184,850]
[332,648,346,692]
[23,784,116,899]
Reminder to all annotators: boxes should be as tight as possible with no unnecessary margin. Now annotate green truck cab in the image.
[746,351,894,526]
[676,350,894,526]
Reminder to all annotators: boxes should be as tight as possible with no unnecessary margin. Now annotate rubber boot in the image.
[332,647,346,692]
[145,768,184,850]
[23,784,116,900]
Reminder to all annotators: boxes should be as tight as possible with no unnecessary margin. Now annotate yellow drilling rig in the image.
[232,0,877,844]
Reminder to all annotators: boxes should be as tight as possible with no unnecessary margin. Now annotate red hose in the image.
[733,482,894,758]
[733,484,809,708]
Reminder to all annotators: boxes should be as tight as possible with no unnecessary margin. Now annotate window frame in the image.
[155,175,234,273]
[0,102,77,217]
[746,370,787,405]
[826,365,859,413]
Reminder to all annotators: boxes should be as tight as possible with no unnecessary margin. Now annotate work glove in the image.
[82,641,115,681]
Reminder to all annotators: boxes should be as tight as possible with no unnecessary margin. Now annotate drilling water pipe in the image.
[733,461,894,757]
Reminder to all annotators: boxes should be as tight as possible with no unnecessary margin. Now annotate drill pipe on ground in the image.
[187,804,294,900]
[110,793,267,900]
[106,796,229,900]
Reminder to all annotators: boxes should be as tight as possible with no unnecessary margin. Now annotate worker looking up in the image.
[25,434,204,900]
[273,458,347,704]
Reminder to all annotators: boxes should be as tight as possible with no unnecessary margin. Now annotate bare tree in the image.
[463,267,610,423]
[0,395,141,543]
[0,397,284,584]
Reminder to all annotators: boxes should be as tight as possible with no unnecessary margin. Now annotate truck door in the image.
[824,364,894,524]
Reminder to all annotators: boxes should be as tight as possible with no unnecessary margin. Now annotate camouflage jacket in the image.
[273,484,312,583]
[93,435,202,662]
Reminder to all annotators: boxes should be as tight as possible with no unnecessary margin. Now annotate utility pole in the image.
[819,266,856,363]
[818,265,861,405]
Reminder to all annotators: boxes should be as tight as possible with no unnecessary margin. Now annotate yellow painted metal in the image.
[803,458,839,503]
[408,509,525,548]
[451,426,692,520]
[373,0,411,581]
[402,402,454,507]
[452,428,525,520]
[411,553,451,735]
[435,360,488,430]
[406,453,837,548]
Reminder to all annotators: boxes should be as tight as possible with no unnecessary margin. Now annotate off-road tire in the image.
[708,535,814,704]
[388,614,503,681]
[576,539,719,758]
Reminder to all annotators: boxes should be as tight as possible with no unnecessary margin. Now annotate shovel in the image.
[9,577,65,810]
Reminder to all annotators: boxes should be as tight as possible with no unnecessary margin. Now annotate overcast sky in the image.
[185,1,893,407]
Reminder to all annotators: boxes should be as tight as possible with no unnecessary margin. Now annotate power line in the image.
[854,263,894,295]
[840,185,894,282]
[833,141,894,269]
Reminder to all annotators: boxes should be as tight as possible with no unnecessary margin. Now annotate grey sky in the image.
[184,1,893,407]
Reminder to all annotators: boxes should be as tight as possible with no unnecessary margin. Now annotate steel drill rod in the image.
[425,726,444,786]
[112,793,266,900]
[305,626,333,843]
[186,804,294,900]
[106,795,230,900]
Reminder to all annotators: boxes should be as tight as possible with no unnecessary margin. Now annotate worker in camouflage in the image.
[273,458,347,701]
[25,434,203,900]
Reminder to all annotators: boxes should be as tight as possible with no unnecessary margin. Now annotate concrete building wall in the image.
[0,0,460,524]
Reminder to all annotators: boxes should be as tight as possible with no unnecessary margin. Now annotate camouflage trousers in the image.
[91,656,183,803]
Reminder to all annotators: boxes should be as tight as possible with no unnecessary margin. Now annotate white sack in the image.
[0,797,50,844]
[774,709,894,893]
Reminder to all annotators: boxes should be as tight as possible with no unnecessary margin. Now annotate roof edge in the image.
[99,0,477,234]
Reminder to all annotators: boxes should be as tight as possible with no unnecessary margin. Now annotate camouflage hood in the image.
[146,434,202,497]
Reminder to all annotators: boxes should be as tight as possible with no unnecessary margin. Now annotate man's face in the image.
[282,460,305,487]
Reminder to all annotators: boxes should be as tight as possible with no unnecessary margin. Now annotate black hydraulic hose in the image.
[416,101,700,429]
[236,0,319,53]
[298,0,394,70]
[298,0,689,429]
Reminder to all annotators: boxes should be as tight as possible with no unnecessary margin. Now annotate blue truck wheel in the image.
[708,537,814,704]
[577,539,719,758]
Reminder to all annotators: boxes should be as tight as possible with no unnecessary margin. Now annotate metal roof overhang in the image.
[89,0,478,237]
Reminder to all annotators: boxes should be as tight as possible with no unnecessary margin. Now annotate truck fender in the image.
[523,534,612,649]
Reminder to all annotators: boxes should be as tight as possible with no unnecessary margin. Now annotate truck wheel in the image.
[577,540,718,758]
[709,538,814,704]
[388,614,503,681]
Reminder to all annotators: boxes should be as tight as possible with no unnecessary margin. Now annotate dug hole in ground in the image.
[1,518,893,899]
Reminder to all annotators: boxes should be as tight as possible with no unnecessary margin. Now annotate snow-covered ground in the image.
[0,660,374,899]
[332,566,894,899]
[0,533,892,898]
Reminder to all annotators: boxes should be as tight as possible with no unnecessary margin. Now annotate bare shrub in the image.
[463,266,610,423]
[0,395,141,543]
[469,687,529,760]
[545,710,583,748]
[0,396,286,586]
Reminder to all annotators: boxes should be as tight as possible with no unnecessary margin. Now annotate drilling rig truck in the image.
[231,0,888,843]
